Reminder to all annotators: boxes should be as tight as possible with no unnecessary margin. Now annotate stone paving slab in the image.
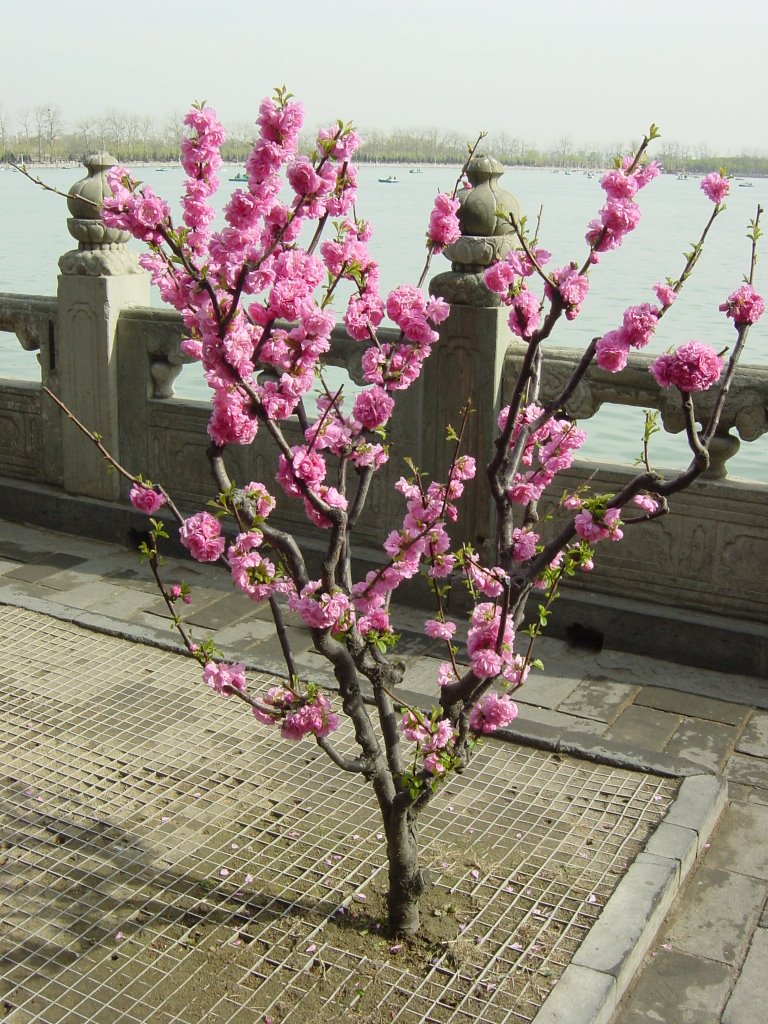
[722,927,768,1024]
[634,688,752,728]
[613,948,733,1024]
[603,705,682,752]
[704,802,768,880]
[664,866,765,965]
[725,752,768,790]
[664,719,740,773]
[735,710,768,757]
[557,677,641,724]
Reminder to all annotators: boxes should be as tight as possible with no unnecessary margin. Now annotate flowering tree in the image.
[51,90,763,937]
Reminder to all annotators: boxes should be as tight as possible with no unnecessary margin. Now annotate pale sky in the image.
[4,0,767,154]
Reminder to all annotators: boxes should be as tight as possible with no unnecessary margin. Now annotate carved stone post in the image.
[427,156,520,552]
[56,153,149,500]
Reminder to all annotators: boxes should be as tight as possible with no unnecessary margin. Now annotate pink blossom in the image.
[650,341,723,392]
[427,192,461,250]
[353,386,395,430]
[508,288,541,338]
[424,618,456,641]
[548,266,590,319]
[634,493,659,514]
[700,171,730,204]
[179,512,226,562]
[129,483,166,515]
[601,169,639,200]
[574,507,623,543]
[653,282,678,308]
[469,693,519,735]
[281,693,340,740]
[622,303,658,348]
[203,661,246,696]
[719,283,765,325]
[595,330,630,372]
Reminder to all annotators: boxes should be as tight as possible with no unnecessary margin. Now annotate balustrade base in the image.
[1,477,764,681]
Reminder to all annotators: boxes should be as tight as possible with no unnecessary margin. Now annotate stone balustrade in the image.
[0,153,765,676]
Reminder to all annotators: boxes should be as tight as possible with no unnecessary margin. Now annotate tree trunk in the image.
[386,809,425,936]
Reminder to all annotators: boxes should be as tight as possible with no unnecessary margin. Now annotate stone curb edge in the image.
[530,773,728,1024]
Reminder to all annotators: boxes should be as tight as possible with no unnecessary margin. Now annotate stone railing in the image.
[0,153,766,676]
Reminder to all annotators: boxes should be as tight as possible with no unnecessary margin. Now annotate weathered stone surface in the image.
[644,822,698,879]
[665,866,765,964]
[664,719,739,772]
[663,775,727,851]
[532,964,616,1024]
[603,705,682,751]
[706,802,768,879]
[613,948,732,1024]
[735,710,768,757]
[572,859,678,987]
[725,753,768,791]
[634,686,752,727]
[722,927,768,1024]
[558,677,640,724]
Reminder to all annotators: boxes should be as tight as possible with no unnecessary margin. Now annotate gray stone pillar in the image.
[56,153,149,500]
[427,155,520,551]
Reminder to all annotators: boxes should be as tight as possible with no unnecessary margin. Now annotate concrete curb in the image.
[531,774,728,1024]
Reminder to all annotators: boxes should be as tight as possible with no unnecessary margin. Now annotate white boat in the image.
[378,175,399,184]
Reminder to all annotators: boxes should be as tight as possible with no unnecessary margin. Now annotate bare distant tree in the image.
[43,106,64,161]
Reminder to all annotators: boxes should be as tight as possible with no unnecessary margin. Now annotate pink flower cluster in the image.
[585,159,659,258]
[203,661,246,696]
[700,171,730,205]
[129,482,166,515]
[360,287,450,392]
[546,265,591,320]
[289,582,351,631]
[103,93,362,456]
[467,602,528,686]
[650,341,724,392]
[719,283,765,325]
[469,692,519,735]
[500,403,586,505]
[574,507,623,543]
[352,456,476,629]
[400,713,456,775]
[427,193,461,252]
[252,685,340,740]
[180,511,227,562]
[596,300,660,372]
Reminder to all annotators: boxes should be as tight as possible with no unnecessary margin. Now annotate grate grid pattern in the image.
[0,605,677,1023]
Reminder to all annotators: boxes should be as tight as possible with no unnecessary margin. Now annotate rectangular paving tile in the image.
[603,705,682,752]
[723,927,768,1024]
[665,865,765,964]
[634,687,752,728]
[664,720,739,772]
[705,802,768,880]
[725,753,768,792]
[515,670,583,710]
[557,676,640,724]
[615,947,732,1024]
[735,711,768,758]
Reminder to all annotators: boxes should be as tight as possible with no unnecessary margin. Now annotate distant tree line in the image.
[1,104,766,177]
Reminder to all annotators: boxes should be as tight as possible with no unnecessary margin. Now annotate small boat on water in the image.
[378,175,399,184]
[738,180,754,188]
[409,168,422,174]
[229,173,248,182]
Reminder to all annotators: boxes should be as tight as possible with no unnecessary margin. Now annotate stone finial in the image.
[60,152,141,276]
[430,155,521,306]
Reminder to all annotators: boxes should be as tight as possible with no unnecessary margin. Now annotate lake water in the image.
[1,162,766,482]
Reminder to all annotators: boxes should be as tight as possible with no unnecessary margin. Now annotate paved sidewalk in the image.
[1,518,766,1022]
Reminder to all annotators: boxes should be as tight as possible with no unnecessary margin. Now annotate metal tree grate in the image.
[0,606,677,1023]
